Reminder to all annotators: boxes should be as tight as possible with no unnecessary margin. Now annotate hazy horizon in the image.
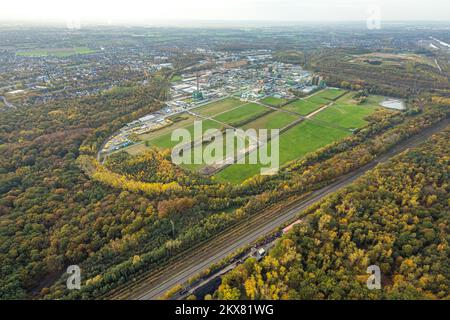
[2,0,450,25]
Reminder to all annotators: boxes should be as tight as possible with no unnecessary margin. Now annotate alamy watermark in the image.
[367,5,381,30]
[366,265,381,290]
[67,265,81,290]
[171,121,280,175]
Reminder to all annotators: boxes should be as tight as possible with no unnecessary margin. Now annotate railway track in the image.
[105,193,311,300]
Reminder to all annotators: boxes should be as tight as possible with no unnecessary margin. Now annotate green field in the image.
[280,88,347,116]
[312,92,384,129]
[315,88,346,100]
[123,88,387,185]
[215,120,350,184]
[313,104,378,129]
[214,90,384,184]
[193,98,243,117]
[304,94,331,106]
[171,75,182,82]
[17,47,96,57]
[242,111,299,130]
[260,96,288,106]
[337,93,385,107]
[180,136,250,172]
[282,99,322,116]
[213,103,270,127]
[146,119,225,149]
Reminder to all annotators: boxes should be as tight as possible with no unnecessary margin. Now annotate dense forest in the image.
[0,72,170,298]
[216,129,449,300]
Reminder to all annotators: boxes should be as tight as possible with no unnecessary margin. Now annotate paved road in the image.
[117,118,449,300]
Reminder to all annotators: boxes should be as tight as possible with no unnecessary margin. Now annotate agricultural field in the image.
[314,104,377,129]
[282,89,347,115]
[314,94,386,129]
[215,120,350,184]
[192,97,243,116]
[145,119,224,150]
[315,88,347,100]
[282,99,323,116]
[126,98,264,156]
[180,136,250,172]
[213,103,270,127]
[215,91,387,184]
[260,96,288,106]
[242,111,299,130]
[123,89,389,185]
[16,47,96,57]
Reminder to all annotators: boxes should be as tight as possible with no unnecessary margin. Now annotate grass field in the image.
[180,137,250,172]
[214,90,384,184]
[146,119,225,149]
[313,93,384,129]
[336,93,385,107]
[313,104,378,129]
[242,111,299,130]
[17,47,96,57]
[215,120,350,184]
[122,88,387,185]
[184,119,227,137]
[260,96,288,106]
[124,143,148,156]
[171,75,182,82]
[315,88,347,100]
[280,89,347,116]
[213,103,270,127]
[304,94,332,106]
[282,99,322,116]
[193,98,243,117]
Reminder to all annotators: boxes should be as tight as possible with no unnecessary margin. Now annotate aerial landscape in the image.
[0,0,449,314]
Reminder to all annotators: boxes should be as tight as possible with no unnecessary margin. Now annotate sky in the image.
[1,0,450,24]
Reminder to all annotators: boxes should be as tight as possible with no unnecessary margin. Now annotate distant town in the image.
[100,50,326,156]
